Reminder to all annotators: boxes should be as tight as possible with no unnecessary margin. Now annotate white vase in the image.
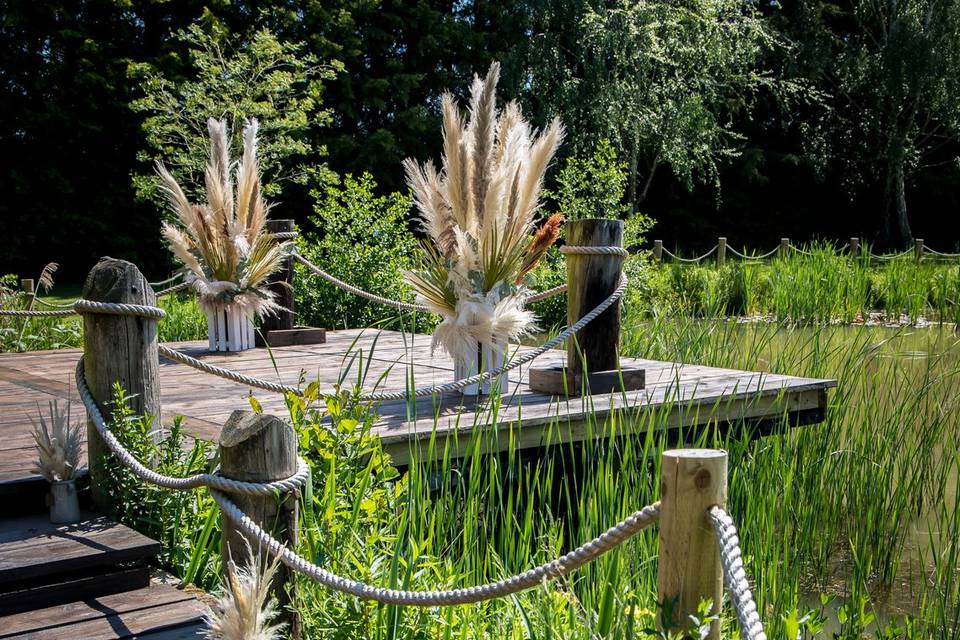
[206,306,255,352]
[49,479,80,523]
[454,341,510,396]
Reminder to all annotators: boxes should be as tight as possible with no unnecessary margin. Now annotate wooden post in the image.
[657,449,727,640]
[717,237,726,265]
[20,278,35,302]
[653,239,663,262]
[219,410,300,639]
[915,238,924,262]
[565,219,624,374]
[849,237,859,257]
[82,257,161,511]
[261,219,296,334]
[780,237,790,257]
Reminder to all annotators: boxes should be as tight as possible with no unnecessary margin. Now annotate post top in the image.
[219,410,290,448]
[662,448,727,460]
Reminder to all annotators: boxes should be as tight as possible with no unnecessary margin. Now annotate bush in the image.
[295,173,429,331]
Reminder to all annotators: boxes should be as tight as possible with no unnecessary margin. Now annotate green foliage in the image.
[129,21,341,208]
[101,384,221,590]
[295,173,427,331]
[528,0,780,206]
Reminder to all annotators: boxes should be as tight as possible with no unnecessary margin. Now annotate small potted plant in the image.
[31,401,83,523]
[157,118,288,351]
[403,62,564,394]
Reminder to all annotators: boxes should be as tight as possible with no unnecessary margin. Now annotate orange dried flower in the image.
[516,214,564,284]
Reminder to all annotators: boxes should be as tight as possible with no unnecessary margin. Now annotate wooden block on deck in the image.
[528,365,645,396]
[255,326,326,348]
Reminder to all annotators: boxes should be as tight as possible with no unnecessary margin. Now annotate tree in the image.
[792,0,960,245]
[128,20,341,209]
[524,0,780,212]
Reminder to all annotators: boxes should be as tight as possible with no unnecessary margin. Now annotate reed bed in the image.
[646,242,960,325]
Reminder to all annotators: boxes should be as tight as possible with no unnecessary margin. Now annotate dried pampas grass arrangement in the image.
[31,401,83,483]
[403,62,564,359]
[204,545,285,640]
[158,118,289,318]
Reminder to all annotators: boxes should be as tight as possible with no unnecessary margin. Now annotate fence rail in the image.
[652,236,960,264]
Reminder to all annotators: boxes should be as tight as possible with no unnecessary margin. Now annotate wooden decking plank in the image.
[0,515,160,584]
[0,582,204,639]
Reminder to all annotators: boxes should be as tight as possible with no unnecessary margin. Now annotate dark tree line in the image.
[2,0,958,278]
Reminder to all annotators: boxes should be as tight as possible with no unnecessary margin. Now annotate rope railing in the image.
[64,270,767,636]
[157,274,627,402]
[709,506,767,640]
[657,240,960,263]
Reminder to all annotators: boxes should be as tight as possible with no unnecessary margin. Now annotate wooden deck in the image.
[0,328,835,483]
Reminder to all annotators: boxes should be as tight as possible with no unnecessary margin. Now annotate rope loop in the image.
[560,245,630,258]
[708,506,767,640]
[74,299,166,319]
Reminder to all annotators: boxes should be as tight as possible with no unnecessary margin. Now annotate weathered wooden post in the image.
[657,449,727,640]
[219,410,300,639]
[653,239,663,262]
[849,237,860,257]
[567,219,623,373]
[780,237,790,257]
[529,218,643,394]
[261,219,296,335]
[915,238,924,262]
[20,278,35,304]
[82,258,161,510]
[717,237,727,265]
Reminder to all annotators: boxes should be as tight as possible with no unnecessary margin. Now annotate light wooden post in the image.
[717,237,726,265]
[915,239,924,262]
[261,219,296,335]
[566,219,624,373]
[657,449,727,640]
[653,239,663,261]
[849,237,859,257]
[20,278,35,303]
[219,410,300,639]
[82,257,161,511]
[780,238,790,257]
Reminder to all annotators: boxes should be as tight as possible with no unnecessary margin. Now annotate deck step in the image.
[0,580,207,639]
[0,513,160,614]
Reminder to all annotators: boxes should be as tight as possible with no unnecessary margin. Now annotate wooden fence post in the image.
[657,449,727,640]
[219,410,300,639]
[717,237,726,265]
[780,238,790,257]
[261,219,296,335]
[849,237,859,257]
[82,257,161,511]
[565,218,624,373]
[915,239,924,262]
[653,239,663,262]
[20,278,35,303]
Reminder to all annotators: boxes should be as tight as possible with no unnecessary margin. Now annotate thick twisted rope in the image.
[726,246,781,261]
[159,344,299,395]
[33,297,79,309]
[211,487,659,606]
[150,273,184,287]
[525,283,567,302]
[708,506,767,640]
[75,358,309,495]
[661,245,718,263]
[294,252,431,313]
[0,307,76,317]
[273,231,299,241]
[156,275,627,402]
[923,245,960,258]
[155,281,192,297]
[559,245,630,257]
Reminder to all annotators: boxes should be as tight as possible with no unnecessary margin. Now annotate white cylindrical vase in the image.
[206,306,256,352]
[49,479,80,523]
[454,341,510,396]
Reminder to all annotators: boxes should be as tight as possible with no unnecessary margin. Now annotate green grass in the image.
[640,243,960,325]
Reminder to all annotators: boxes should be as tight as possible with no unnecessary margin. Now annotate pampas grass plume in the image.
[204,545,285,640]
[31,401,82,483]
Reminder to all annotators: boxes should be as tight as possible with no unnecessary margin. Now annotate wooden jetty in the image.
[0,328,835,482]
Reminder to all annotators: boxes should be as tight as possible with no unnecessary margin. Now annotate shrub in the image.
[295,174,428,331]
